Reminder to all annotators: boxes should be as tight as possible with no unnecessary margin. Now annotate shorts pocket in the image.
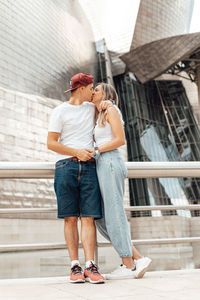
[55,160,69,169]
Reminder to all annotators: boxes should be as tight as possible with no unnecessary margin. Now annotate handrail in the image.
[0,161,200,178]
[0,205,200,214]
[1,237,200,253]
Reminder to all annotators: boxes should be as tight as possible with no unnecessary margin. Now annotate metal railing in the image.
[0,161,200,263]
[0,161,200,178]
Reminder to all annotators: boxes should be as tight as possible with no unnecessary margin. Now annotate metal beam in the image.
[1,237,200,252]
[124,205,200,211]
[0,162,200,178]
[1,205,200,215]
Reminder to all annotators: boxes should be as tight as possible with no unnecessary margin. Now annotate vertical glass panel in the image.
[114,74,200,217]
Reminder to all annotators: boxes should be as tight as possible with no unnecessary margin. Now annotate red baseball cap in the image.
[64,73,94,93]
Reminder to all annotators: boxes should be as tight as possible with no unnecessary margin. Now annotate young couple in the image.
[47,73,151,284]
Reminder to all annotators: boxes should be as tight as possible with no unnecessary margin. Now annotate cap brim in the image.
[64,87,77,93]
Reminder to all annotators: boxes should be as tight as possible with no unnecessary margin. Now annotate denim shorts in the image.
[54,159,102,219]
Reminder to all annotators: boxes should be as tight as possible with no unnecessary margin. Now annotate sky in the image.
[80,0,200,55]
[79,0,140,52]
[190,0,200,32]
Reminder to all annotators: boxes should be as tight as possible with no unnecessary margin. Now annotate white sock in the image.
[71,260,80,268]
[85,260,95,268]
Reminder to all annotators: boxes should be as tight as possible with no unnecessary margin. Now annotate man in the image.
[47,73,109,284]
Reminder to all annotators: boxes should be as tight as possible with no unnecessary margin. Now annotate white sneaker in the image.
[105,264,136,280]
[134,257,152,279]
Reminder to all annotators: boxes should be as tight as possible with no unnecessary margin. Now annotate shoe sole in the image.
[135,260,152,279]
[70,279,85,283]
[85,277,105,284]
[105,275,135,280]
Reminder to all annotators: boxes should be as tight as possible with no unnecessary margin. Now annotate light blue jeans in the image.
[95,149,132,257]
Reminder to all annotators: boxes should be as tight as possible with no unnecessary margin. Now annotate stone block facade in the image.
[0,215,200,278]
[190,217,200,268]
[0,87,60,209]
[131,216,197,271]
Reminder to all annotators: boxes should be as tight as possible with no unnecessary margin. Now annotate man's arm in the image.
[47,132,93,161]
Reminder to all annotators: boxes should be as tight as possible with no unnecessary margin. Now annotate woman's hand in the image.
[99,100,113,112]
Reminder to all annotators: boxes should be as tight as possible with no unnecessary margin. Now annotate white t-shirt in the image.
[48,101,95,161]
[94,106,124,147]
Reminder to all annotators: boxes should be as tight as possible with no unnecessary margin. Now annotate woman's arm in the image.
[98,107,125,153]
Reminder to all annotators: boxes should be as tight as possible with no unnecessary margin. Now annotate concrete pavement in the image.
[0,269,200,300]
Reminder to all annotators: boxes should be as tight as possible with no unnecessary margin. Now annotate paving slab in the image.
[0,269,200,300]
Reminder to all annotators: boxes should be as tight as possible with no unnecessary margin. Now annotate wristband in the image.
[94,146,99,155]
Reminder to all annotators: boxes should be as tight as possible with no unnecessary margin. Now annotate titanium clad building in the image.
[0,0,97,101]
[131,0,194,49]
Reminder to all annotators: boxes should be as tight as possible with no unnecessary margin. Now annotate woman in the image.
[91,82,152,280]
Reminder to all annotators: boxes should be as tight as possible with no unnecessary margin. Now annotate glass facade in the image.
[113,74,200,217]
[96,40,108,84]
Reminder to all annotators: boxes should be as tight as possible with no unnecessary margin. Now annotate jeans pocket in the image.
[55,160,69,169]
[119,160,128,178]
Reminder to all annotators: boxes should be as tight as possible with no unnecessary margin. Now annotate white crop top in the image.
[94,106,124,147]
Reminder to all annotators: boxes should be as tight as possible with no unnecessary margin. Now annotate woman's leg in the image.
[96,219,142,261]
[96,153,133,268]
[132,245,143,260]
[96,218,134,268]
[95,217,111,242]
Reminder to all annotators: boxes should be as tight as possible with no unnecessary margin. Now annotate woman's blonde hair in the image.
[96,82,119,127]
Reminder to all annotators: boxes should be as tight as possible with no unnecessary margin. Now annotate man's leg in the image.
[64,216,85,283]
[64,216,79,261]
[81,217,104,283]
[80,217,96,261]
[79,162,105,283]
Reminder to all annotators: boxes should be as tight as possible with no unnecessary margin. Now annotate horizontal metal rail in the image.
[0,161,200,178]
[1,237,200,252]
[0,162,200,258]
[1,205,200,215]
[124,205,200,211]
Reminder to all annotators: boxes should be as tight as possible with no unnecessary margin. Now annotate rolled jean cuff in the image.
[119,254,133,258]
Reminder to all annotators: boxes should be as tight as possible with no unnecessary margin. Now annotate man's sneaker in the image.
[84,262,105,284]
[70,264,85,283]
[105,264,136,280]
[134,257,152,279]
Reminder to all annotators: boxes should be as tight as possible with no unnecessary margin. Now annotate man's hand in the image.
[76,149,94,161]
[99,100,113,112]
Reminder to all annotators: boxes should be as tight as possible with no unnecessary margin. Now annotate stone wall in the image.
[190,217,200,268]
[0,87,60,209]
[0,215,199,278]
[0,218,121,279]
[130,216,196,271]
